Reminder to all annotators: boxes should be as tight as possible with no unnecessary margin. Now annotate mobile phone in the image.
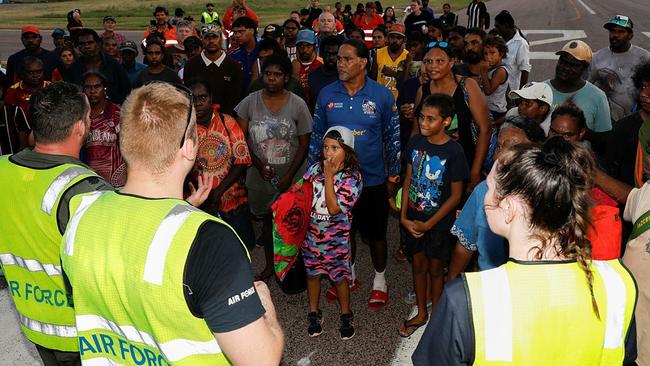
[150,20,157,27]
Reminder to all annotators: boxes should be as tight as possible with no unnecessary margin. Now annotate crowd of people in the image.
[0,0,648,365]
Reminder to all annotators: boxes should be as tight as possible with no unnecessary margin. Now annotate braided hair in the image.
[494,137,600,317]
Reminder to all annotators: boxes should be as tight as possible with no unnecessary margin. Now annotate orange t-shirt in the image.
[354,14,384,48]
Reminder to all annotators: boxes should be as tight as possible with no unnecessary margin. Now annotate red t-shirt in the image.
[4,81,50,121]
[193,108,252,213]
[296,58,323,108]
[85,101,127,186]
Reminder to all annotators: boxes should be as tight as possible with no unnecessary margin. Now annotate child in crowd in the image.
[399,93,469,337]
[480,35,509,124]
[302,126,362,340]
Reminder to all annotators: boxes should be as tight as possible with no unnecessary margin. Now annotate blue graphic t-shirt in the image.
[405,134,469,227]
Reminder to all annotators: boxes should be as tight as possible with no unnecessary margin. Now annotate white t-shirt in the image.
[624,181,650,223]
[504,31,531,92]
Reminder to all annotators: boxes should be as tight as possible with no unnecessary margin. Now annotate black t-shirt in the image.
[307,66,339,112]
[0,104,29,156]
[405,135,469,225]
[405,11,433,36]
[183,221,265,333]
[439,12,458,27]
[604,111,644,186]
[133,66,182,88]
[305,7,323,29]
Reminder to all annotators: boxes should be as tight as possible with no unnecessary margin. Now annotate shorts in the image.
[351,184,389,241]
[405,228,455,262]
[302,239,352,283]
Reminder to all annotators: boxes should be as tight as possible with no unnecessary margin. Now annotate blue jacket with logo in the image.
[308,77,401,187]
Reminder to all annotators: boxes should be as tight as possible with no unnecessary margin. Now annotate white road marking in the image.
[523,30,588,47]
[576,0,596,15]
[529,52,561,60]
[523,30,588,60]
[390,306,427,366]
[644,32,650,39]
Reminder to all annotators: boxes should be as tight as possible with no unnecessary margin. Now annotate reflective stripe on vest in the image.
[143,204,199,286]
[0,253,62,276]
[64,191,105,256]
[83,358,123,366]
[20,313,77,338]
[467,260,636,365]
[41,166,95,215]
[76,314,222,362]
[593,261,627,348]
[480,267,513,362]
[363,29,373,42]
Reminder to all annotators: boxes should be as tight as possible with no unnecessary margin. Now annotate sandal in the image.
[367,289,389,310]
[398,318,427,338]
[394,247,408,263]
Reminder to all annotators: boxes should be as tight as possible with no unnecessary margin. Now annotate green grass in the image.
[0,0,474,30]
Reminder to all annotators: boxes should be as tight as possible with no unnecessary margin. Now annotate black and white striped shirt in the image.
[466,1,486,29]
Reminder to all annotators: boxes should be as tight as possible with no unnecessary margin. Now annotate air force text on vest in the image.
[7,280,70,307]
[79,334,171,366]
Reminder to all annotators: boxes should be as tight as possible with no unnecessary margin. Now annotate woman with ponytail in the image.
[413,137,638,365]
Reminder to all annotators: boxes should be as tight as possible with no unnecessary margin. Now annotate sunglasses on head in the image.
[144,81,194,148]
[609,15,631,28]
[426,41,449,50]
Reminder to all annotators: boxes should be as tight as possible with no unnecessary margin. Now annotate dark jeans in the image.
[221,204,255,252]
[34,344,80,366]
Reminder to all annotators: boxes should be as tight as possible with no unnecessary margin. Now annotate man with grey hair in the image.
[169,19,195,71]
[317,11,337,38]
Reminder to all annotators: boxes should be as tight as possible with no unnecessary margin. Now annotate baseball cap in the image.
[555,40,592,64]
[296,29,316,45]
[51,28,65,38]
[508,82,553,108]
[201,23,222,38]
[21,25,40,35]
[325,126,355,149]
[119,40,139,54]
[103,15,116,23]
[388,23,406,37]
[263,24,283,39]
[604,15,633,31]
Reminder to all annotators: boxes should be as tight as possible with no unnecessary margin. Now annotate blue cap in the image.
[52,28,65,37]
[296,29,316,45]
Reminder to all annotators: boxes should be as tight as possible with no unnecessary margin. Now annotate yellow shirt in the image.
[376,46,409,100]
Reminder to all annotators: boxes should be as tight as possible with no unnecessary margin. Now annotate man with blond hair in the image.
[60,83,285,365]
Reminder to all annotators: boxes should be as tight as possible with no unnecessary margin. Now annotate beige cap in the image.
[555,40,593,64]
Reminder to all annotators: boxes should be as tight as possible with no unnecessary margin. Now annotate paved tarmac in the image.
[1,0,650,364]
